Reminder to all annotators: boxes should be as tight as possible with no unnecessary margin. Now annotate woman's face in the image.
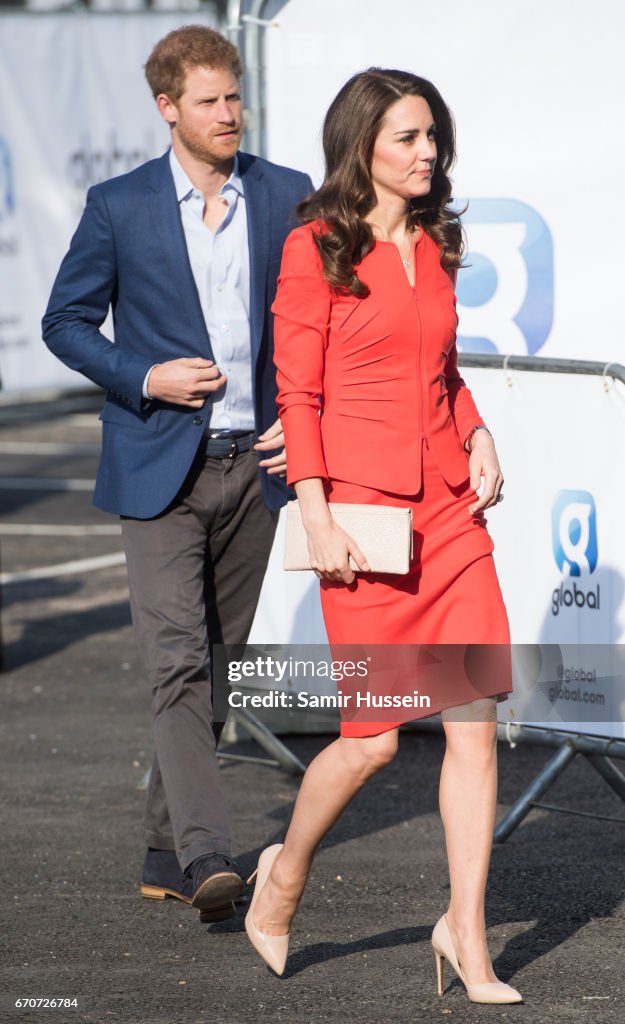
[370,94,437,204]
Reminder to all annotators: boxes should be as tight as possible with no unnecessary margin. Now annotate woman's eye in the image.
[400,135,416,144]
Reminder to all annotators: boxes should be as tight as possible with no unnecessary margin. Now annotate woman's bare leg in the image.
[440,697,499,982]
[253,729,399,934]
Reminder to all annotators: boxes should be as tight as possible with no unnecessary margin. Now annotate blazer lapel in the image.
[147,153,214,361]
[239,153,270,369]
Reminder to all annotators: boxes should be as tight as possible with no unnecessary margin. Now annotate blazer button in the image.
[193,415,203,425]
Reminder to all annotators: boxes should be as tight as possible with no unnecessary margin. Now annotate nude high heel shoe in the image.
[245,844,290,976]
[432,914,523,1004]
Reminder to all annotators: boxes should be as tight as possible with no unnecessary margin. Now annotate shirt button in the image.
[193,415,203,425]
[217,285,223,292]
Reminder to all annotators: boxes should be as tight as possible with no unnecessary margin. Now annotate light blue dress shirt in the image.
[145,149,255,433]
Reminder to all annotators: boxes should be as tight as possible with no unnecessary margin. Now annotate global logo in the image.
[552,490,598,576]
[0,136,15,223]
[551,490,599,617]
[456,198,554,356]
[67,131,158,192]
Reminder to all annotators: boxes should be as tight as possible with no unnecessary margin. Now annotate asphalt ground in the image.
[1,392,624,1024]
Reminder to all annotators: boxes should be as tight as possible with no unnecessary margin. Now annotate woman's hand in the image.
[467,430,504,514]
[305,518,370,584]
[295,477,370,583]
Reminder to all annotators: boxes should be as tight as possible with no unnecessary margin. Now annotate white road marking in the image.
[64,414,101,427]
[0,477,94,491]
[0,524,120,536]
[1,551,126,585]
[0,441,100,455]
[0,387,99,408]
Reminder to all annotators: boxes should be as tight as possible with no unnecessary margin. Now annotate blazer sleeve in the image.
[272,226,332,486]
[443,267,486,445]
[41,186,154,411]
[444,343,486,444]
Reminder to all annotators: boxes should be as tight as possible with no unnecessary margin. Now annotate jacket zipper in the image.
[409,247,428,452]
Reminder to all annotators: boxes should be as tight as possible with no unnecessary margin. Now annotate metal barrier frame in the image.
[455,353,625,840]
[458,351,625,385]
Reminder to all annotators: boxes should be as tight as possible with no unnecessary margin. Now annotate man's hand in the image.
[147,358,227,408]
[254,418,287,476]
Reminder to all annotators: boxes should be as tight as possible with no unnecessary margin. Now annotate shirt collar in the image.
[169,148,244,203]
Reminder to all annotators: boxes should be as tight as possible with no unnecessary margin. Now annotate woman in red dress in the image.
[245,69,522,1004]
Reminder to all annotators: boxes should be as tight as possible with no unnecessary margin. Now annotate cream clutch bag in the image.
[284,500,413,575]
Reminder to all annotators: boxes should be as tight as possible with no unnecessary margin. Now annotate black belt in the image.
[204,431,256,459]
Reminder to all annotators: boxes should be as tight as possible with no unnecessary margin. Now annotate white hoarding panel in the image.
[264,0,625,365]
[0,11,217,393]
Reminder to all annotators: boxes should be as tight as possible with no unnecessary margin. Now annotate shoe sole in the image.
[140,883,235,922]
[140,883,192,905]
[191,871,244,912]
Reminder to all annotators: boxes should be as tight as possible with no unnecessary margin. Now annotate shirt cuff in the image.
[142,365,159,400]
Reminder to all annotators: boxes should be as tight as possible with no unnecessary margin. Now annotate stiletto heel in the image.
[431,914,522,1004]
[246,868,258,885]
[434,950,444,997]
[245,844,290,976]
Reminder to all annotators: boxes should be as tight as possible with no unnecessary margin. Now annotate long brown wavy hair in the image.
[298,68,464,297]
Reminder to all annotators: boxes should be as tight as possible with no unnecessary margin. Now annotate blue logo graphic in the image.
[552,491,598,577]
[456,198,554,356]
[0,137,15,223]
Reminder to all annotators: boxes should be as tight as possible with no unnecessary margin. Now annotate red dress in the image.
[272,223,511,736]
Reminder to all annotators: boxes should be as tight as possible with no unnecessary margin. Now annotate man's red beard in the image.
[175,120,242,165]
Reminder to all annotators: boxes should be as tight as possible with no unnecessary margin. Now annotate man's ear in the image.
[156,93,178,127]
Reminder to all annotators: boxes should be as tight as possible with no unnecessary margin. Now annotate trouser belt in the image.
[204,431,256,459]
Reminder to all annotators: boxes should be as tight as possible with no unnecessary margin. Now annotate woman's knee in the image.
[442,700,498,756]
[342,730,398,777]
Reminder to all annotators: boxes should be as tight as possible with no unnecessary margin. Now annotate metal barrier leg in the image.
[584,754,625,802]
[138,709,306,791]
[229,707,306,775]
[493,740,578,843]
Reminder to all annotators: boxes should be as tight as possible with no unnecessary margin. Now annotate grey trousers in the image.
[121,445,278,871]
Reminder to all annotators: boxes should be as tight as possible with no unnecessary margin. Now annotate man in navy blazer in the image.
[42,25,311,924]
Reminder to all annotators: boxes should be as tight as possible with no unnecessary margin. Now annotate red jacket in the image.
[273,222,485,494]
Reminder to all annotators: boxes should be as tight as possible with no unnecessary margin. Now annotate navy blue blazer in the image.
[42,151,312,518]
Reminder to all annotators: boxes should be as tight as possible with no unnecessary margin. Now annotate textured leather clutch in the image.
[284,500,413,574]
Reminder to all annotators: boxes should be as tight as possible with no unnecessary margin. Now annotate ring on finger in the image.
[496,491,504,503]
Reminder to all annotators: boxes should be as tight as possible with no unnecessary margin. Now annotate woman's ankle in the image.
[445,907,487,939]
[271,849,311,892]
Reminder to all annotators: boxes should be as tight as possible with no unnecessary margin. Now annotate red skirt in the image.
[320,443,511,736]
